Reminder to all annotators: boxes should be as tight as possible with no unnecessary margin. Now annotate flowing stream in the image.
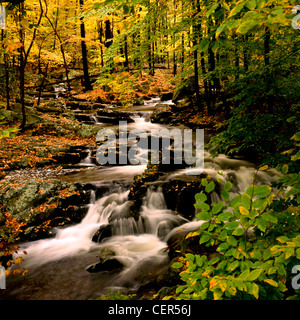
[1,97,281,300]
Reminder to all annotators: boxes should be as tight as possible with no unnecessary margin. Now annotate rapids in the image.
[0,96,281,300]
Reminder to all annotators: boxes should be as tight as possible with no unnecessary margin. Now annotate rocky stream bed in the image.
[0,90,280,300]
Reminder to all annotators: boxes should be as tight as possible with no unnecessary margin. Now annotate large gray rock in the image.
[172,76,196,102]
[150,107,174,124]
[0,178,87,240]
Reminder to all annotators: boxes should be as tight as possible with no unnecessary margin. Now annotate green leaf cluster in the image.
[0,111,19,139]
[172,165,300,300]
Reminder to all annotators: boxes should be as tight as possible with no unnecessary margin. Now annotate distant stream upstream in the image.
[0,97,280,300]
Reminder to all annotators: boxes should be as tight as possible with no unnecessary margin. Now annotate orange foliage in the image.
[76,70,174,103]
[0,133,94,172]
[31,202,57,213]
[0,209,28,276]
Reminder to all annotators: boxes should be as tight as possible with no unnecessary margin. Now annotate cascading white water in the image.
[79,149,94,166]
[6,96,283,299]
[19,190,130,267]
[53,83,67,99]
[170,150,280,195]
[89,114,99,124]
[138,188,187,236]
[18,186,184,270]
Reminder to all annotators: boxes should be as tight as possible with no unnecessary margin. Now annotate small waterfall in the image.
[112,217,140,236]
[171,152,280,195]
[19,190,130,267]
[6,95,284,299]
[108,188,186,239]
[80,149,94,166]
[53,83,67,99]
[18,187,184,269]
[137,188,187,237]
[143,188,167,210]
[89,114,99,124]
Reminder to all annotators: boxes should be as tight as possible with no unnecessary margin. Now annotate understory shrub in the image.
[170,137,300,300]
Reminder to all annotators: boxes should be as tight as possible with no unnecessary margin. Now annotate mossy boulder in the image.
[0,178,88,240]
[172,76,196,102]
[76,124,99,138]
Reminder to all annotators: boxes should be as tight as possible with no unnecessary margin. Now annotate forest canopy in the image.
[0,0,298,164]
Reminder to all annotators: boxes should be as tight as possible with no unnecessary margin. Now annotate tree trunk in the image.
[60,41,71,92]
[79,0,92,91]
[18,0,43,130]
[124,36,129,70]
[181,33,184,66]
[105,19,114,71]
[172,0,177,76]
[148,23,154,76]
[105,19,113,48]
[181,2,184,68]
[53,0,59,50]
[97,21,104,67]
[264,27,270,67]
[208,31,220,111]
[1,29,10,110]
[19,2,26,131]
[193,0,201,110]
[4,52,10,110]
[44,0,70,92]
[201,51,211,114]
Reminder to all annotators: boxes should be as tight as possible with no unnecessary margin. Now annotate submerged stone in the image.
[86,248,124,273]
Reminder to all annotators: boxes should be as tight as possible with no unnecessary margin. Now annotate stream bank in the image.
[0,93,281,300]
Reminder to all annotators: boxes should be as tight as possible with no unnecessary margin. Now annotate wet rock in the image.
[92,103,106,110]
[129,170,200,220]
[172,76,196,102]
[74,113,95,124]
[122,256,169,288]
[66,101,93,111]
[40,92,58,99]
[92,224,113,243]
[86,248,124,273]
[75,124,100,139]
[52,145,88,164]
[30,123,66,137]
[150,109,174,124]
[108,201,133,223]
[8,104,44,125]
[154,286,178,300]
[141,95,152,101]
[96,110,134,124]
[162,179,201,220]
[36,101,64,114]
[171,98,193,113]
[132,97,144,106]
[159,92,173,102]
